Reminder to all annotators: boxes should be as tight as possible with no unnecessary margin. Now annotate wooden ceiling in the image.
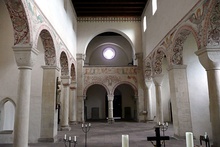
[71,0,148,17]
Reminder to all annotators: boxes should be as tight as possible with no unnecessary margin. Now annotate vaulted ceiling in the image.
[71,0,148,17]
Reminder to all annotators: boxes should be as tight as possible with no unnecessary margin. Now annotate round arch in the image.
[112,81,138,96]
[171,25,200,65]
[83,29,135,55]
[152,47,167,75]
[60,51,69,76]
[4,0,31,45]
[70,63,76,81]
[83,83,110,96]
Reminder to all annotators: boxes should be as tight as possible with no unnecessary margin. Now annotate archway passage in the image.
[112,84,136,121]
[85,84,107,121]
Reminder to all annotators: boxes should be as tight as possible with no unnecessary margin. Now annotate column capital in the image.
[61,76,71,86]
[13,45,39,69]
[167,65,187,71]
[70,81,77,89]
[41,65,60,71]
[145,79,153,88]
[196,48,220,70]
[76,53,86,60]
[152,74,164,86]
[107,94,114,101]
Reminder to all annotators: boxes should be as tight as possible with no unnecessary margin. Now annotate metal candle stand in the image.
[158,122,169,147]
[82,123,91,147]
[63,134,77,147]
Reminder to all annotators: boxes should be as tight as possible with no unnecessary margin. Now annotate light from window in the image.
[152,0,157,15]
[103,48,115,60]
[143,16,147,32]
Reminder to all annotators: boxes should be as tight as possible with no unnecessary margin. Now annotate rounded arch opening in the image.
[84,84,108,121]
[85,31,135,66]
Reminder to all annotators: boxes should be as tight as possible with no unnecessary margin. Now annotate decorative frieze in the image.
[77,17,141,22]
[4,0,30,45]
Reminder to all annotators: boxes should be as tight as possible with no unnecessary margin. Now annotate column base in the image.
[38,136,57,142]
[108,118,115,124]
[61,126,71,131]
[69,121,78,125]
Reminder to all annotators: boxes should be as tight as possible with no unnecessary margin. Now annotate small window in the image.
[103,48,115,60]
[143,16,147,32]
[152,0,157,15]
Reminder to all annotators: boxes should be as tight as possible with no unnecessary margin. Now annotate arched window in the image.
[152,0,157,15]
[0,100,15,131]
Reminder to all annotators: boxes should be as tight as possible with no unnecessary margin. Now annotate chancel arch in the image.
[84,31,134,66]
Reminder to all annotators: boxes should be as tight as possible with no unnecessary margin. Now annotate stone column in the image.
[76,54,85,122]
[60,76,71,131]
[145,79,153,120]
[38,66,59,142]
[107,94,114,123]
[196,48,220,147]
[13,45,38,147]
[69,81,77,124]
[136,53,145,122]
[153,74,164,123]
[167,65,192,137]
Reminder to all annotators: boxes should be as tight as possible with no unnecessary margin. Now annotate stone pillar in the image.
[38,66,59,142]
[167,65,192,137]
[76,54,85,122]
[13,45,38,147]
[145,79,153,120]
[196,48,220,147]
[107,94,114,123]
[153,74,164,123]
[136,53,145,122]
[69,81,77,124]
[60,76,71,131]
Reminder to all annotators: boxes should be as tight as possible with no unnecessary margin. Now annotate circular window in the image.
[103,47,115,60]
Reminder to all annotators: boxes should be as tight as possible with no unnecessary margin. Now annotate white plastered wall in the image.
[183,34,211,139]
[142,0,199,56]
[34,0,77,58]
[0,1,18,143]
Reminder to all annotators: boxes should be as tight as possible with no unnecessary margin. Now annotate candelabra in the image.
[82,123,91,147]
[63,134,77,147]
[158,122,169,147]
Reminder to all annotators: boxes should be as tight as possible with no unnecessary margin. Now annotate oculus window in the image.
[103,47,115,60]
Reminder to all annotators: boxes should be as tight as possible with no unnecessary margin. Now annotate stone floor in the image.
[0,121,203,147]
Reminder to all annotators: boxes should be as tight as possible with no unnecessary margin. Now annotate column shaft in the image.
[145,80,153,120]
[14,68,32,147]
[12,46,38,147]
[60,76,71,131]
[153,75,164,123]
[108,95,114,123]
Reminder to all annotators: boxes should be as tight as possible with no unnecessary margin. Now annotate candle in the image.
[186,132,194,147]
[64,134,67,140]
[204,132,208,139]
[69,136,71,141]
[82,124,84,127]
[89,123,91,127]
[166,122,168,126]
[122,135,129,147]
[74,136,76,141]
[158,122,161,125]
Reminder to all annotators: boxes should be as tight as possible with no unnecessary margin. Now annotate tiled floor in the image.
[0,121,202,147]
